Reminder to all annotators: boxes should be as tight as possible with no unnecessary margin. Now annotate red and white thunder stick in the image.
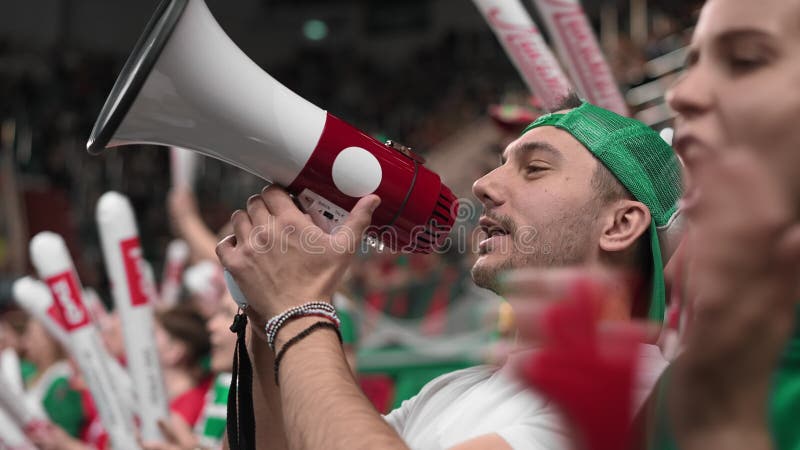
[12,277,138,420]
[170,146,199,190]
[12,277,70,347]
[82,287,110,325]
[0,360,49,441]
[143,259,161,304]
[160,239,189,308]
[96,192,169,441]
[29,232,138,450]
[472,0,572,110]
[0,382,48,439]
[0,349,23,393]
[530,0,629,115]
[0,408,36,450]
[0,337,47,448]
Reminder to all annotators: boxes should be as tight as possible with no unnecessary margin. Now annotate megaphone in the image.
[87,0,457,253]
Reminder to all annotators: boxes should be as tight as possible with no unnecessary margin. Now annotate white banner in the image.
[473,0,572,109]
[530,0,629,115]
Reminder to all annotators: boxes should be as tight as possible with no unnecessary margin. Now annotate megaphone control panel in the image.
[296,189,350,233]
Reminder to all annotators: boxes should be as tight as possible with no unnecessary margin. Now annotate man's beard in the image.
[471,209,598,294]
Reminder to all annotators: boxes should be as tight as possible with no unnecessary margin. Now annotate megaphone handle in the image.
[224,270,249,309]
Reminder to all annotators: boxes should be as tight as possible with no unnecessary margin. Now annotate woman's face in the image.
[21,320,61,369]
[154,321,186,368]
[667,0,800,206]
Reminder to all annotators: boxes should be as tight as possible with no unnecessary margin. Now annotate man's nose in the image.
[472,167,506,210]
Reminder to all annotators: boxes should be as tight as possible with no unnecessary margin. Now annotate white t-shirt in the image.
[385,344,667,450]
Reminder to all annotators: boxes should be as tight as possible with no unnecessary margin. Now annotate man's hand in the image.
[671,149,800,449]
[216,185,380,321]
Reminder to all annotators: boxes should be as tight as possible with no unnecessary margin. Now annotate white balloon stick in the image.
[529,0,629,115]
[29,232,138,450]
[472,0,572,109]
[0,365,49,437]
[0,407,37,450]
[12,278,137,417]
[12,277,70,346]
[170,146,199,190]
[0,349,23,393]
[160,239,189,307]
[96,192,169,441]
[82,287,110,325]
[142,258,162,305]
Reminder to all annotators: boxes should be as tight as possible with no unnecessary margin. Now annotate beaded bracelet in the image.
[265,307,339,340]
[266,309,339,348]
[273,321,342,385]
[265,302,339,351]
[265,306,339,350]
[265,301,336,338]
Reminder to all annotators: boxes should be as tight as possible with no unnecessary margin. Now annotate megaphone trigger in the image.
[296,189,349,234]
[224,269,248,309]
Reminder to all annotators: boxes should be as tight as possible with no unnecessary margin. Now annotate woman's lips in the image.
[679,184,702,212]
[673,133,708,213]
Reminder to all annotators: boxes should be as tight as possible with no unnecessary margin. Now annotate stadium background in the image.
[0,0,699,412]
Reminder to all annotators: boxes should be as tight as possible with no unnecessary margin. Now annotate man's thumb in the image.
[339,195,381,238]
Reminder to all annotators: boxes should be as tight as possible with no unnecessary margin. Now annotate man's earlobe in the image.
[598,201,651,253]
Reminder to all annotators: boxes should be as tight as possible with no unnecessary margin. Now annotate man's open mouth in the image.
[479,216,510,253]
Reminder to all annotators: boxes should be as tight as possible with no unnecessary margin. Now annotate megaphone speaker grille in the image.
[87,0,189,154]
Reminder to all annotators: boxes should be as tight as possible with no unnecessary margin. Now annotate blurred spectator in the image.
[154,304,213,428]
[20,317,85,438]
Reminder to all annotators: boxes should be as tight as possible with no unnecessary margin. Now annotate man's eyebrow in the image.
[501,141,563,164]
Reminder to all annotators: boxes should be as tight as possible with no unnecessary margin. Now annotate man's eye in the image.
[525,165,547,175]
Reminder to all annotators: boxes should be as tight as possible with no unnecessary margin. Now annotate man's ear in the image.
[598,200,651,253]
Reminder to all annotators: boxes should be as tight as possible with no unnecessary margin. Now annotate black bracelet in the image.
[273,321,343,386]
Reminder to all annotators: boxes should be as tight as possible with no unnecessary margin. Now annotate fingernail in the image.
[370,196,381,213]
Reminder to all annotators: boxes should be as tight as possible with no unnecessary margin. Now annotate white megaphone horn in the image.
[87,0,457,252]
